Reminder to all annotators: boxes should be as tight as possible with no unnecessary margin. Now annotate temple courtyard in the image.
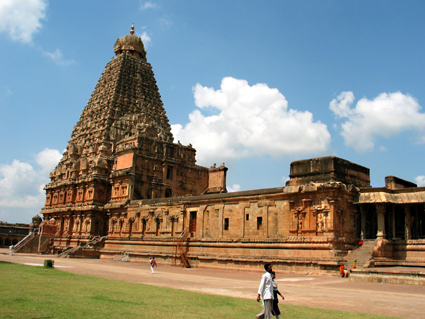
[1,249,423,319]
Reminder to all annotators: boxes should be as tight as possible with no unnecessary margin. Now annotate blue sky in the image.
[1,0,425,223]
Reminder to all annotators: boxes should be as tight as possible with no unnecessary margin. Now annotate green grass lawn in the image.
[0,261,397,319]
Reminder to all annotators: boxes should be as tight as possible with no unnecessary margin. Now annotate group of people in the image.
[340,260,357,278]
[256,263,284,319]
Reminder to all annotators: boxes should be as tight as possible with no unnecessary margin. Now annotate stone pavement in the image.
[1,250,424,319]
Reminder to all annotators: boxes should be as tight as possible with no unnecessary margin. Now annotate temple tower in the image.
[41,26,219,240]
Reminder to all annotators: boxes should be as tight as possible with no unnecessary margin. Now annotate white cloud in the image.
[140,1,157,10]
[227,184,241,193]
[172,77,330,166]
[43,49,75,66]
[0,148,61,223]
[139,31,151,46]
[0,0,47,43]
[329,91,355,118]
[330,91,425,152]
[415,176,425,187]
[36,148,62,173]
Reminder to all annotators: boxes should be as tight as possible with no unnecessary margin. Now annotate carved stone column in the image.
[376,204,386,239]
[405,206,411,240]
[177,209,184,233]
[327,197,339,235]
[302,199,313,231]
[289,201,297,233]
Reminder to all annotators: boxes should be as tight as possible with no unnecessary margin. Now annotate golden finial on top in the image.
[130,24,135,35]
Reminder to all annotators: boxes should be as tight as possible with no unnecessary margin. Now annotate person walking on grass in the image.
[256,263,274,319]
[271,271,284,318]
[149,257,157,274]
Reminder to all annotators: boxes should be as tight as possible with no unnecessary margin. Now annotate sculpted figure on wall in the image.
[73,219,80,233]
[109,217,117,233]
[144,213,154,232]
[119,218,125,234]
[294,207,306,235]
[63,219,69,236]
[55,220,62,237]
[82,218,91,233]
[312,206,329,234]
[317,212,326,232]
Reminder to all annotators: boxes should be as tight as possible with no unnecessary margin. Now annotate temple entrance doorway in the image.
[365,205,377,239]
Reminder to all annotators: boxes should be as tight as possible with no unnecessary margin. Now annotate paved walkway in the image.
[1,250,424,319]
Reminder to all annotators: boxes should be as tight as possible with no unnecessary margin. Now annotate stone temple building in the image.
[35,26,425,274]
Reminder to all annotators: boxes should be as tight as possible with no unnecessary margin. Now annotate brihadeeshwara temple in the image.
[14,26,425,275]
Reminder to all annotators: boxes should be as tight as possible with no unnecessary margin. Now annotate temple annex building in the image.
[15,26,425,276]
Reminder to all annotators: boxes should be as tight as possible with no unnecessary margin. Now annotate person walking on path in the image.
[149,257,157,274]
[271,271,284,319]
[256,263,274,319]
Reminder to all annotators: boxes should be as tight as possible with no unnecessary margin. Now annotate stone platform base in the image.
[349,267,425,286]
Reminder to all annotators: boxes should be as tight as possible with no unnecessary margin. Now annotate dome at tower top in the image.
[113,24,146,59]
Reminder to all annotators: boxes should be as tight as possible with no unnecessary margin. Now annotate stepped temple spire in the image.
[66,24,172,164]
[43,27,224,214]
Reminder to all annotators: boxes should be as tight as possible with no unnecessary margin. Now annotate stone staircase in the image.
[12,232,35,253]
[345,239,376,269]
[57,236,105,258]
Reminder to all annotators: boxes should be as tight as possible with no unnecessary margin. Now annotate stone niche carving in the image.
[312,206,329,235]
[290,200,331,236]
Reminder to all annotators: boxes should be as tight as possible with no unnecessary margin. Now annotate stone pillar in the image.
[177,210,184,233]
[239,202,249,238]
[215,204,224,238]
[59,214,64,237]
[327,197,338,234]
[302,199,313,231]
[289,201,297,233]
[134,212,141,235]
[128,174,135,200]
[264,205,269,238]
[198,205,207,239]
[376,204,386,239]
[405,206,411,240]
